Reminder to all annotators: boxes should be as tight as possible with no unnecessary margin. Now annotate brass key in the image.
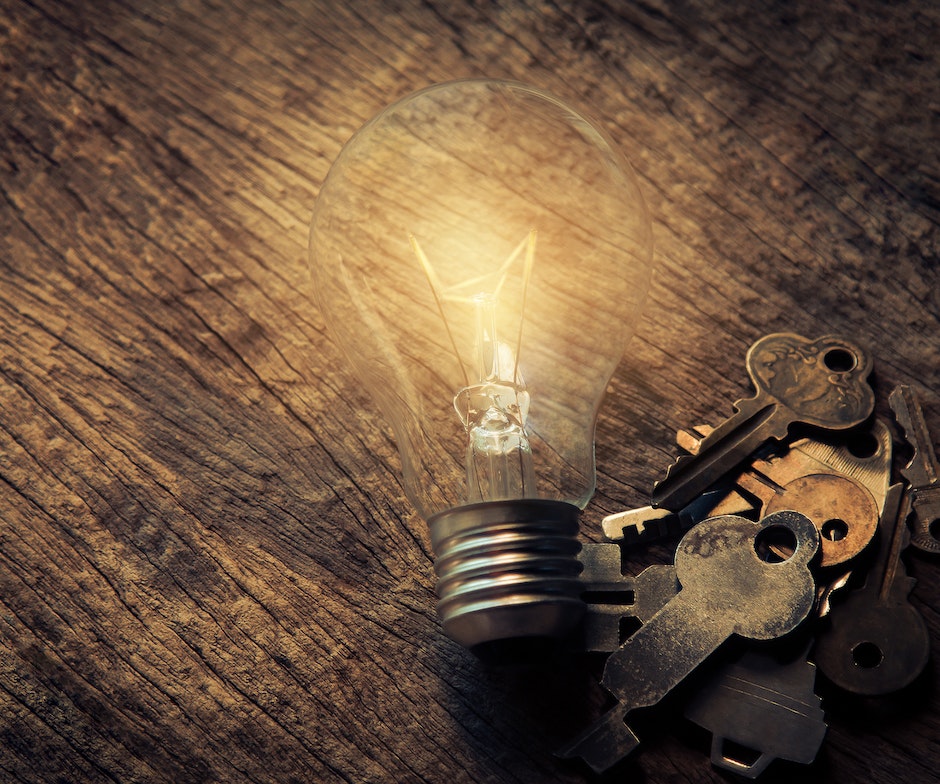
[652,333,875,511]
[713,419,893,567]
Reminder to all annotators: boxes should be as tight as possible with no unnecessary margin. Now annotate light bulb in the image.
[309,79,652,655]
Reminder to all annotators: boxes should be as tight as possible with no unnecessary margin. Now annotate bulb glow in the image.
[412,229,537,504]
[310,79,653,653]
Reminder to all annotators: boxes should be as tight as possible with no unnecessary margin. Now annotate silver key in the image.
[889,385,940,554]
[601,487,747,543]
[559,511,819,773]
[651,333,875,511]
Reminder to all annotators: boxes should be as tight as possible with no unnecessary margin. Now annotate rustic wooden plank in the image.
[0,0,938,781]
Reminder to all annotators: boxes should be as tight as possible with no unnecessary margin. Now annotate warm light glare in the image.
[309,79,653,650]
[411,230,538,504]
[310,79,652,520]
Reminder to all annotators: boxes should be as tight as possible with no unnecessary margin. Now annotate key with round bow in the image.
[559,510,820,774]
[651,333,875,512]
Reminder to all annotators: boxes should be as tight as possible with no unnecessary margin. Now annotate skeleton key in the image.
[813,483,931,695]
[651,333,875,512]
[890,385,940,554]
[559,511,819,773]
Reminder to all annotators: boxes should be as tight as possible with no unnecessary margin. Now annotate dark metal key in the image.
[684,643,827,779]
[651,333,875,512]
[813,483,930,695]
[559,511,819,773]
[890,385,940,554]
[578,543,678,652]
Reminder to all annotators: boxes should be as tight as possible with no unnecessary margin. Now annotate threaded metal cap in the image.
[428,499,584,652]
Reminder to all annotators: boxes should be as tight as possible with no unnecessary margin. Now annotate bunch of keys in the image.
[564,332,939,778]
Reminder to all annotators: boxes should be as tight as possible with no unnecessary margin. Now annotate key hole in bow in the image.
[823,348,857,372]
[843,430,880,459]
[852,641,884,669]
[821,518,849,541]
[754,525,798,563]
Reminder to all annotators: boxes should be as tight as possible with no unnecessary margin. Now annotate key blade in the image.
[890,385,940,489]
[601,489,747,543]
[601,505,672,541]
[652,401,785,511]
[874,484,910,602]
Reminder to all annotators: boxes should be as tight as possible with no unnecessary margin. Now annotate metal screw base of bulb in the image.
[428,499,584,654]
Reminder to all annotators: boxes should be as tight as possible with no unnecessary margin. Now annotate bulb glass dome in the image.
[310,79,652,522]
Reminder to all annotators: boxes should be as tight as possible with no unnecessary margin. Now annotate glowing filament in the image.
[411,230,538,502]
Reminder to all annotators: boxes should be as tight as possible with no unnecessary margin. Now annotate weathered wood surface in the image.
[1,0,938,781]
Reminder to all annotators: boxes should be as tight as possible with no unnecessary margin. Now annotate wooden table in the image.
[1,1,938,781]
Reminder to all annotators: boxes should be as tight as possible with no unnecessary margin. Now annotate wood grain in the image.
[0,0,938,781]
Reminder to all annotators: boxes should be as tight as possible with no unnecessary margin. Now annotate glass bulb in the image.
[309,79,652,654]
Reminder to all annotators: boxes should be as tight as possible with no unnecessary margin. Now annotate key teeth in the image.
[890,385,940,487]
[651,452,694,505]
